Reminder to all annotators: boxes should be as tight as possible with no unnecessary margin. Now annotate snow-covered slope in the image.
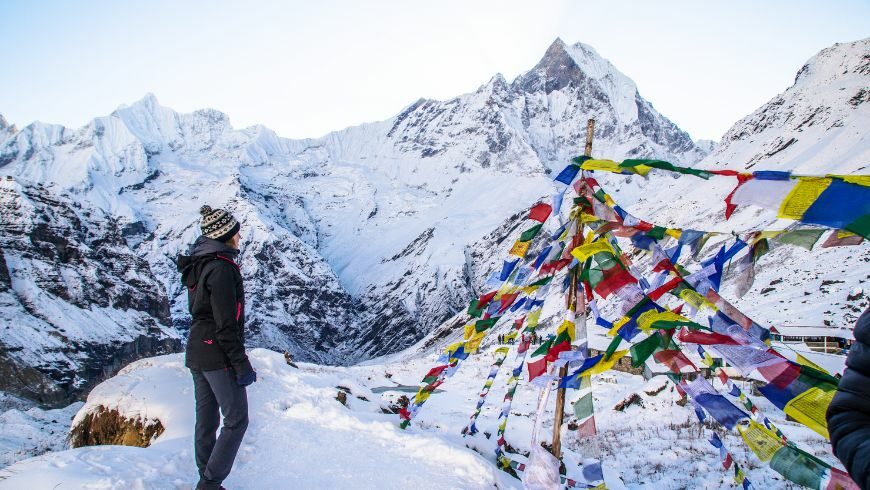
[0,178,180,406]
[0,349,843,489]
[0,38,706,398]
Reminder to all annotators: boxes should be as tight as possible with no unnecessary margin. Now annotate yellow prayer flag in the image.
[580,159,623,173]
[494,346,510,357]
[522,285,540,295]
[570,240,615,262]
[679,288,714,311]
[557,320,576,341]
[414,390,431,405]
[465,331,486,353]
[777,177,832,220]
[580,213,601,223]
[509,240,531,258]
[836,230,858,239]
[794,353,827,374]
[463,324,474,340]
[445,341,464,355]
[631,165,653,176]
[834,174,870,187]
[587,350,628,375]
[606,316,628,337]
[665,228,682,239]
[636,310,691,333]
[783,386,835,439]
[738,420,783,462]
[758,230,785,240]
[527,309,542,328]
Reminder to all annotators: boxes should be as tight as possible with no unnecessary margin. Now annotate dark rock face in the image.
[0,182,180,406]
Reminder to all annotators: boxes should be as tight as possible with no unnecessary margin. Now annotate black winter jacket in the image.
[827,308,870,490]
[177,236,253,376]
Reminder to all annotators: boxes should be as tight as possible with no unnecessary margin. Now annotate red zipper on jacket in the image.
[236,302,242,321]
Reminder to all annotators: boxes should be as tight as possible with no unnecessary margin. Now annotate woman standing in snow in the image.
[177,205,256,490]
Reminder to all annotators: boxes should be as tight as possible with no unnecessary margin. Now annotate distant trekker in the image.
[827,307,869,490]
[177,205,256,490]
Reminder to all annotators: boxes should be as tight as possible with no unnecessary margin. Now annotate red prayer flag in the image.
[676,327,740,346]
[724,174,753,219]
[593,267,637,298]
[528,202,553,222]
[672,304,684,315]
[399,407,411,420]
[576,415,597,437]
[545,340,571,362]
[722,453,733,470]
[497,293,519,314]
[653,349,697,374]
[518,339,531,354]
[425,365,449,378]
[648,277,682,300]
[478,290,497,308]
[756,359,800,388]
[635,221,654,232]
[718,368,729,386]
[527,358,548,382]
[514,316,525,330]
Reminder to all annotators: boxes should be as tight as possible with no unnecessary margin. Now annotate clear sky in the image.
[0,1,867,141]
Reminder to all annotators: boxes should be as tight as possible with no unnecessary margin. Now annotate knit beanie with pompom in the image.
[199,205,240,243]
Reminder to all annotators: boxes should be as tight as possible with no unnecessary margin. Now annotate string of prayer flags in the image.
[739,420,858,490]
[709,433,752,489]
[462,347,510,436]
[577,157,870,238]
[495,341,531,469]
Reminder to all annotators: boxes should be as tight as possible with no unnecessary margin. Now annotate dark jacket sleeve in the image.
[205,262,252,375]
[827,308,870,490]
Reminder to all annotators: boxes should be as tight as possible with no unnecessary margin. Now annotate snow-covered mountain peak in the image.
[705,37,869,174]
[793,37,870,88]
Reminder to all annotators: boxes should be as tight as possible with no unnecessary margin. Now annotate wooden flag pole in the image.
[552,118,595,460]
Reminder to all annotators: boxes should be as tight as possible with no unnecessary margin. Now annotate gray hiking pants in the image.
[192,368,249,490]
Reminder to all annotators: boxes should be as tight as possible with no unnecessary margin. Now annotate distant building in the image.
[769,325,854,353]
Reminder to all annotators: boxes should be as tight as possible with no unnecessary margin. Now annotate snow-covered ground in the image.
[0,348,843,489]
[0,395,82,469]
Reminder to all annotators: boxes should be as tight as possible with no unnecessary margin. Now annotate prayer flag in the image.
[520,223,544,242]
[528,202,552,222]
[527,358,548,382]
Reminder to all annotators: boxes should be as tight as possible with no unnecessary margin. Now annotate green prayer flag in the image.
[604,335,622,359]
[769,445,826,489]
[775,229,825,251]
[532,337,553,357]
[620,159,713,179]
[647,226,667,240]
[528,276,554,287]
[475,316,500,333]
[574,392,594,419]
[467,298,483,318]
[520,223,543,242]
[846,214,870,240]
[630,333,661,368]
